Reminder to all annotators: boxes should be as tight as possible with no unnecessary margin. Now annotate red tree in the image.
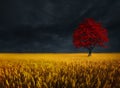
[73,18,109,56]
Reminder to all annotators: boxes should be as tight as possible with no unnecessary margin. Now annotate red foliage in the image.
[73,18,109,49]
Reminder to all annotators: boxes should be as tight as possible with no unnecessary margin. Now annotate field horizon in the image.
[0,53,120,88]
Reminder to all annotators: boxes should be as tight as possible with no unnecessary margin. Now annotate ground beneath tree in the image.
[0,53,120,88]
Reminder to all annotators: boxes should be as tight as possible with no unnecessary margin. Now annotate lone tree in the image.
[73,18,109,56]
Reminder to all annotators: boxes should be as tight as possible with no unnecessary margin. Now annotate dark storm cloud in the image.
[0,0,120,52]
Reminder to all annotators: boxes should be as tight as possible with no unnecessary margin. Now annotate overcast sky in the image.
[0,0,120,52]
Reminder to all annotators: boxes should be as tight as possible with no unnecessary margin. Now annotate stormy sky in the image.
[0,0,120,52]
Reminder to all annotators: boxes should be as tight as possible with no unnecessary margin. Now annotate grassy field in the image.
[0,53,120,88]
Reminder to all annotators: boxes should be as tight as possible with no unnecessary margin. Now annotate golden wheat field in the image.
[0,53,120,88]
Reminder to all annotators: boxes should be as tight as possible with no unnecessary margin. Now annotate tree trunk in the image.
[88,49,92,56]
[88,46,94,56]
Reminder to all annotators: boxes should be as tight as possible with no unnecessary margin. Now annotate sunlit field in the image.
[0,53,120,88]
